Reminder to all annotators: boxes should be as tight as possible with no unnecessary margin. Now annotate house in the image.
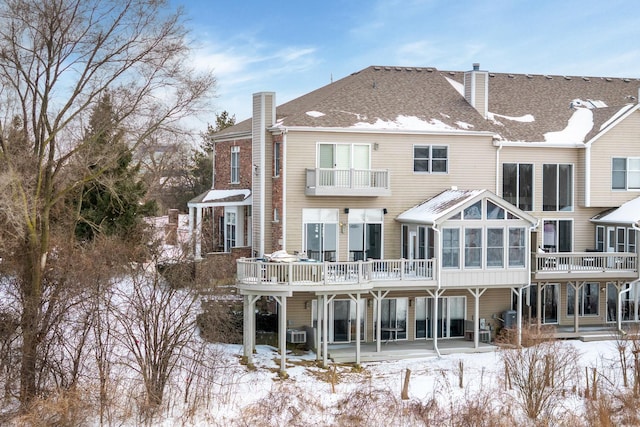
[188,63,640,372]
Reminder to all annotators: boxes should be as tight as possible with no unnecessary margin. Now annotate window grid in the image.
[230,146,240,183]
[413,145,448,173]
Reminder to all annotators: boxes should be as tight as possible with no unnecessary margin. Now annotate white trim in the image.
[269,125,495,137]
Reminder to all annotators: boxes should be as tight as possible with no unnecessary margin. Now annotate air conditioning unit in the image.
[286,329,306,344]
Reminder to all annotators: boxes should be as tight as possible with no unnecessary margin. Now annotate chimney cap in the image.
[472,63,480,71]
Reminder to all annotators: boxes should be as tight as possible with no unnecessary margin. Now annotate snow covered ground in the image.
[190,338,629,426]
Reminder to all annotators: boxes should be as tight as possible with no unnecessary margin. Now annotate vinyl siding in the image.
[283,130,496,258]
[589,110,640,207]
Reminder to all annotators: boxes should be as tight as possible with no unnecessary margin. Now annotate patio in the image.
[326,339,497,363]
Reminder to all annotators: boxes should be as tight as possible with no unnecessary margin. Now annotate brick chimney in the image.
[464,63,489,119]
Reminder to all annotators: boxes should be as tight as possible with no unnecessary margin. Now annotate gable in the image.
[396,189,537,226]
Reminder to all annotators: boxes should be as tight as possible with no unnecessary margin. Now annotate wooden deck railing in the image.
[532,252,637,274]
[237,258,435,286]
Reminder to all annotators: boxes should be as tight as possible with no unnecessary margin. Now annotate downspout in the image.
[495,140,503,194]
[584,144,591,207]
[431,224,441,357]
[620,222,640,334]
[520,220,539,346]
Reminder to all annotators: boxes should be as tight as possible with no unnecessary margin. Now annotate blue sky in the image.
[174,0,640,127]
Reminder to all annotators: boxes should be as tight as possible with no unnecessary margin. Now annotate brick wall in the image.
[271,134,283,251]
[214,138,253,190]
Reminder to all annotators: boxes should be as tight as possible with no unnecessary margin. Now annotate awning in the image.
[591,196,640,226]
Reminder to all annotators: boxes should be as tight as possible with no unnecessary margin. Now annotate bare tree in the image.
[500,333,581,420]
[111,250,203,413]
[0,0,214,406]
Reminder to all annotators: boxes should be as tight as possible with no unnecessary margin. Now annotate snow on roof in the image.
[306,111,325,117]
[396,189,484,223]
[543,107,593,143]
[189,189,252,205]
[487,112,535,123]
[202,189,250,203]
[591,196,640,225]
[351,115,464,132]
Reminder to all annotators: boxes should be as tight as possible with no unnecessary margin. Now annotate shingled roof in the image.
[216,65,640,143]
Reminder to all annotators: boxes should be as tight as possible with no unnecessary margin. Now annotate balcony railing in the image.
[237,258,434,287]
[305,168,391,196]
[532,252,638,277]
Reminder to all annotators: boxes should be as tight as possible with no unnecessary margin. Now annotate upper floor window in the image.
[503,163,533,211]
[543,219,572,252]
[414,145,448,173]
[612,157,640,190]
[442,228,460,268]
[230,146,240,183]
[543,164,573,211]
[274,141,281,177]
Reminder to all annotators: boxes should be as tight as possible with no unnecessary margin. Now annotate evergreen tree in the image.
[75,94,157,241]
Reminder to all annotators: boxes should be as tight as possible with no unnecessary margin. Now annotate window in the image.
[628,229,636,254]
[463,201,481,219]
[567,283,599,316]
[413,145,448,173]
[543,219,572,252]
[273,141,281,177]
[303,209,338,262]
[442,228,460,268]
[375,298,408,340]
[596,226,605,252]
[486,200,505,219]
[348,209,384,261]
[612,157,640,190]
[464,228,482,268]
[618,227,626,252]
[543,164,573,211]
[503,163,533,211]
[225,211,236,251]
[230,146,240,183]
[508,227,526,267]
[487,228,504,268]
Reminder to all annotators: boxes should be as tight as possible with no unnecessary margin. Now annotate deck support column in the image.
[273,295,288,375]
[468,288,487,349]
[571,282,582,333]
[372,290,389,353]
[427,288,444,356]
[348,293,362,365]
[322,295,335,368]
[316,294,323,362]
[536,283,543,330]
[243,294,260,365]
[512,286,527,348]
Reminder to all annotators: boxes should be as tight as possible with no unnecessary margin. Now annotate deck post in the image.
[355,293,361,365]
[194,205,202,259]
[276,295,287,374]
[515,287,523,347]
[468,288,487,348]
[316,295,323,362]
[243,294,259,364]
[536,284,543,330]
[572,282,580,333]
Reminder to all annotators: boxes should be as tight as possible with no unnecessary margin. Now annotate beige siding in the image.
[589,110,640,207]
[283,130,496,258]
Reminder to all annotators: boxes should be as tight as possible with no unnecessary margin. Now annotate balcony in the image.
[236,258,434,291]
[532,251,638,281]
[305,168,391,196]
